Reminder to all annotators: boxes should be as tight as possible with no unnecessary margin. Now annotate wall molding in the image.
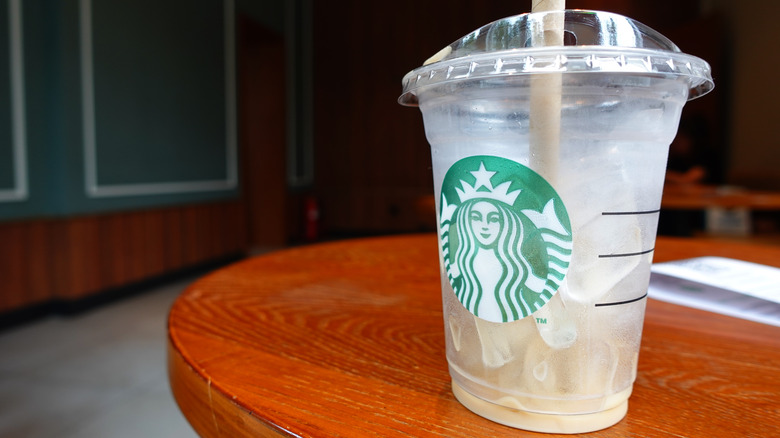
[79,0,237,199]
[0,0,28,203]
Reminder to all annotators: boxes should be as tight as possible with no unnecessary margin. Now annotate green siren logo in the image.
[440,156,572,323]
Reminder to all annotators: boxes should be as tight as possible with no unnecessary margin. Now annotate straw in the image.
[475,2,570,367]
[527,1,577,350]
[529,0,565,182]
[532,0,565,14]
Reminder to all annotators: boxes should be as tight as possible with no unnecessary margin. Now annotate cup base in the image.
[452,381,628,434]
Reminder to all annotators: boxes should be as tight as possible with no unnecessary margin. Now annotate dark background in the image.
[3,0,776,318]
[299,0,734,239]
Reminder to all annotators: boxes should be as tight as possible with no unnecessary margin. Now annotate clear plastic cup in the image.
[399,10,713,434]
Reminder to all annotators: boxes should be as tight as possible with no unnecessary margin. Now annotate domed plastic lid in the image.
[399,10,714,106]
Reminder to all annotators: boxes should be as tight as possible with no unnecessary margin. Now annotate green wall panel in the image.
[88,0,232,191]
[0,0,238,221]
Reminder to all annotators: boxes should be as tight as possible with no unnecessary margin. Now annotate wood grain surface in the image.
[168,234,780,437]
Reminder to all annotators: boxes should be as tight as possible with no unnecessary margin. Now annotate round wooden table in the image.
[168,234,780,437]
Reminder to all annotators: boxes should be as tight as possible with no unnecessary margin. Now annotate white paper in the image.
[648,256,780,327]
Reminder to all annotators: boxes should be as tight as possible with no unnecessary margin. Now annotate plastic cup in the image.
[399,10,713,434]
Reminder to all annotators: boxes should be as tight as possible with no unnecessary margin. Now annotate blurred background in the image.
[1,0,778,324]
[1,0,778,436]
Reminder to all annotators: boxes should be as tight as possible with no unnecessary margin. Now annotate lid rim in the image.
[402,45,711,81]
[398,72,714,107]
[399,46,713,107]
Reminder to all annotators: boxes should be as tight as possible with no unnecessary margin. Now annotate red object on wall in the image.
[304,196,320,241]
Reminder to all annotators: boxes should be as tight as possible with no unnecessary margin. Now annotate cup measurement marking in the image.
[598,209,658,257]
[595,208,656,306]
[598,248,655,259]
[594,292,648,307]
[601,209,661,216]
[594,247,654,305]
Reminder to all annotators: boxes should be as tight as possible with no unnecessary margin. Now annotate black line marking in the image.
[602,209,661,216]
[598,248,655,258]
[595,292,648,307]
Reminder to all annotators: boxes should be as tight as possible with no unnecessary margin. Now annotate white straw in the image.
[527,0,578,357]
[529,0,564,182]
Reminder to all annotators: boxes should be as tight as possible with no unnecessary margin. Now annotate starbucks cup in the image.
[399,10,713,434]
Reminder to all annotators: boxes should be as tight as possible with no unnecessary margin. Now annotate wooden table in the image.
[168,234,780,437]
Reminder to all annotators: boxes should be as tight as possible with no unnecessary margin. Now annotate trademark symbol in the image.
[536,317,547,324]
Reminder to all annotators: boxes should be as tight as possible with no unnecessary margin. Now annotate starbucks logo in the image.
[440,156,572,323]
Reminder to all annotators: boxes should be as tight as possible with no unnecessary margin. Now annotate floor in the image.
[0,275,200,438]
